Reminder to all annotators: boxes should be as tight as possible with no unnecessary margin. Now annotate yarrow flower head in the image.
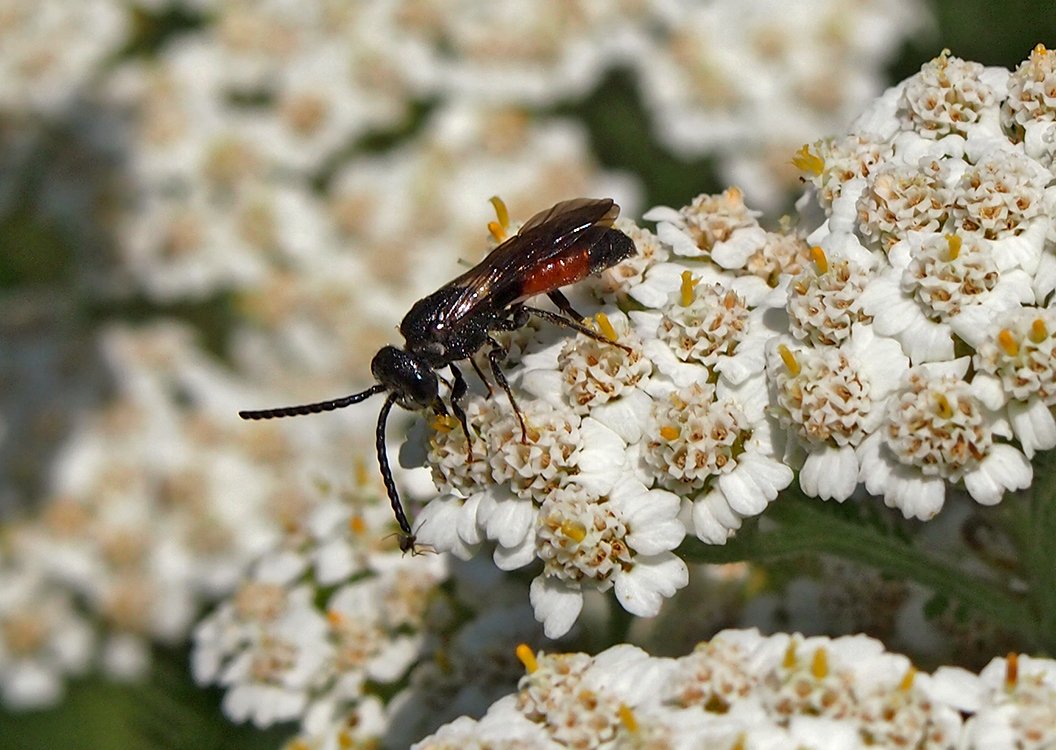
[899,49,1002,140]
[402,193,795,637]
[792,47,1056,514]
[192,465,449,741]
[767,325,909,502]
[858,359,1031,518]
[411,629,1056,749]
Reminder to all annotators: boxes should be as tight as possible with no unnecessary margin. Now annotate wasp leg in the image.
[375,393,414,540]
[547,289,584,322]
[522,305,633,353]
[448,363,474,461]
[470,356,493,397]
[487,336,528,442]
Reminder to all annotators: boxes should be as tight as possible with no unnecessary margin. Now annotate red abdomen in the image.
[516,251,592,300]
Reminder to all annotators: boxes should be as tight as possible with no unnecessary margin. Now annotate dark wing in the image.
[433,198,620,328]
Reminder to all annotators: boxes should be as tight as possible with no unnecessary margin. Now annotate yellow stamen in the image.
[659,425,681,441]
[998,329,1020,357]
[1030,318,1048,343]
[730,735,746,750]
[810,245,828,275]
[560,519,587,543]
[618,704,638,733]
[430,414,458,433]
[934,392,954,419]
[488,196,509,242]
[487,221,506,243]
[354,458,369,487]
[783,642,798,669]
[936,49,952,87]
[1005,652,1019,690]
[489,195,510,231]
[778,344,800,376]
[680,270,699,307]
[945,233,962,261]
[349,514,367,535]
[516,643,538,674]
[792,143,825,176]
[594,312,618,342]
[326,609,345,628]
[811,648,829,679]
[899,666,917,692]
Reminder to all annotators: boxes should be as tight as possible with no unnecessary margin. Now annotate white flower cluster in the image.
[410,193,803,638]
[408,47,1056,639]
[636,0,927,207]
[190,467,552,749]
[192,499,447,740]
[788,46,1056,519]
[414,629,1056,750]
[0,0,928,289]
[0,321,392,705]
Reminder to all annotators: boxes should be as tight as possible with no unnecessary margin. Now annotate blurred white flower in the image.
[0,558,94,710]
[0,0,128,113]
[951,652,1056,750]
[416,629,974,748]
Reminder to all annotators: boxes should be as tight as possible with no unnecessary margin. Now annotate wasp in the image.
[239,198,637,551]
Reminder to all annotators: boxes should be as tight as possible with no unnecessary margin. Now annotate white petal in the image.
[642,338,702,388]
[989,219,1046,273]
[718,453,793,516]
[970,373,1008,411]
[494,533,537,571]
[573,418,627,494]
[1008,398,1056,459]
[692,489,740,543]
[589,389,652,445]
[963,444,1032,505]
[903,319,955,364]
[457,491,486,546]
[656,222,704,257]
[883,471,946,520]
[614,554,689,616]
[800,446,859,502]
[414,495,476,560]
[483,495,536,548]
[519,368,566,408]
[716,332,766,385]
[529,576,583,638]
[642,205,681,223]
[712,226,767,269]
[1033,251,1056,301]
[860,275,914,333]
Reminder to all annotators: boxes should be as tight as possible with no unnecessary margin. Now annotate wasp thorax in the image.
[371,346,438,409]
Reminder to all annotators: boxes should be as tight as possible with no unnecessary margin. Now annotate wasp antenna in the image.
[239,384,386,420]
[375,392,414,538]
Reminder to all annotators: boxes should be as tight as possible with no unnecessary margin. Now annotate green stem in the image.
[1018,449,1056,652]
[679,494,1038,647]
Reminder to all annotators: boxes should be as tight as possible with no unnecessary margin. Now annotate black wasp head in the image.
[371,346,439,410]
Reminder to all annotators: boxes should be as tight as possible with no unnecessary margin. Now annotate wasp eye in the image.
[372,347,438,409]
